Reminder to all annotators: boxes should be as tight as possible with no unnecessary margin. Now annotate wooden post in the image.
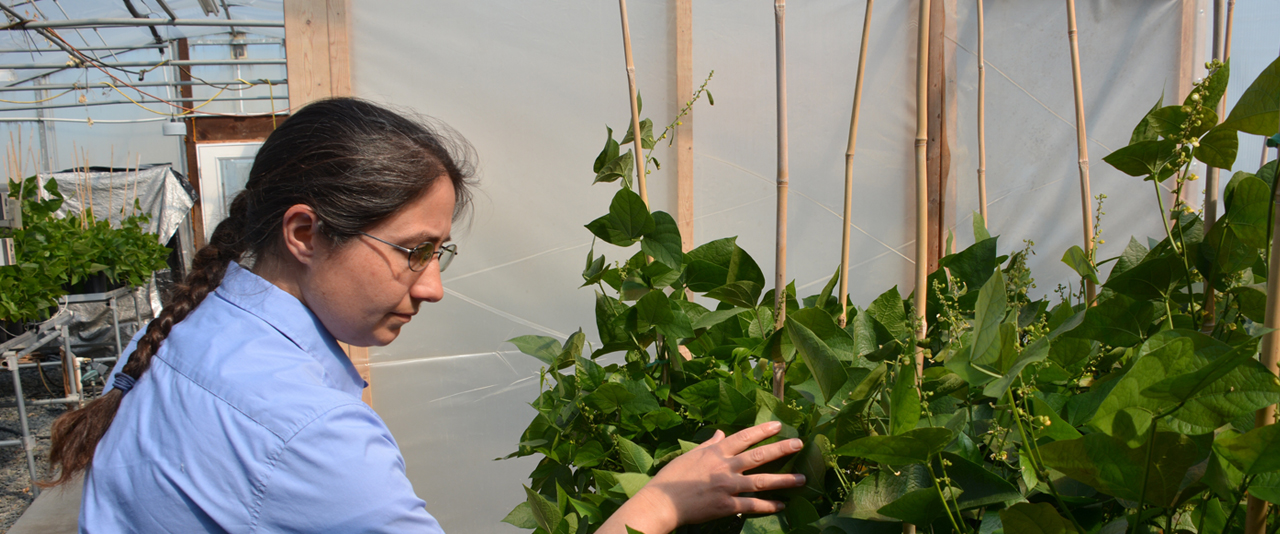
[925,0,949,272]
[1203,0,1232,333]
[284,0,368,406]
[839,0,874,328]
[676,0,694,251]
[772,0,789,400]
[1250,142,1280,534]
[1065,0,1096,305]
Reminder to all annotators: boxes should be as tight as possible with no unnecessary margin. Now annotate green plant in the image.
[504,57,1280,534]
[0,176,169,323]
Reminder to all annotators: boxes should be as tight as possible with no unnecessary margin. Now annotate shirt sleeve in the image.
[251,404,445,534]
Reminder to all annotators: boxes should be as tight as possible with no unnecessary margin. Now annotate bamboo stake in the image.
[838,0,875,329]
[976,0,988,225]
[908,0,931,533]
[617,0,647,205]
[1203,0,1234,333]
[1250,140,1280,534]
[133,154,142,216]
[772,0,789,400]
[1065,0,1096,305]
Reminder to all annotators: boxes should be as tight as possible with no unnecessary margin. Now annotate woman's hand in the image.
[597,421,806,534]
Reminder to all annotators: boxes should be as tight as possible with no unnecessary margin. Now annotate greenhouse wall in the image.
[338,1,1280,532]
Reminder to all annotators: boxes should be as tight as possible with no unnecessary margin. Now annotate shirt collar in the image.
[214,262,368,397]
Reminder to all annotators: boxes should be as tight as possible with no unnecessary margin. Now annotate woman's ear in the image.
[280,204,321,265]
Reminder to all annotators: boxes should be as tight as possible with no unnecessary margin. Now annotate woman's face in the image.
[300,179,457,347]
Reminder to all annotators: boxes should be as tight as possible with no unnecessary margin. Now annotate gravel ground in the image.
[0,353,107,532]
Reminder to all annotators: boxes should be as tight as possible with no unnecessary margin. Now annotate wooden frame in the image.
[284,0,369,406]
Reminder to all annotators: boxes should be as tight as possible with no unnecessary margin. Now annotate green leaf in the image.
[1112,236,1150,276]
[788,307,856,358]
[937,452,1022,510]
[838,465,932,520]
[875,487,949,525]
[1102,139,1179,179]
[890,362,920,435]
[973,210,992,242]
[833,427,954,465]
[1102,250,1183,301]
[1129,97,1166,143]
[938,237,999,293]
[1195,124,1240,169]
[524,485,562,534]
[585,188,655,246]
[867,286,909,341]
[502,501,538,529]
[581,250,607,287]
[1222,174,1271,248]
[970,270,1007,367]
[593,126,619,173]
[1060,245,1098,285]
[785,317,849,404]
[704,280,762,309]
[595,150,635,184]
[1230,284,1267,323]
[982,337,1051,399]
[1215,423,1280,475]
[814,264,841,312]
[621,117,656,150]
[1089,334,1197,439]
[999,503,1079,534]
[508,335,562,365]
[1062,294,1158,348]
[1141,338,1260,403]
[1221,55,1280,135]
[615,436,655,474]
[641,211,684,269]
[1070,432,1210,506]
[691,307,750,330]
[741,514,783,534]
[1197,58,1231,109]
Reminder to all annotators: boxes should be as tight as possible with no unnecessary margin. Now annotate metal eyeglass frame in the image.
[359,232,457,272]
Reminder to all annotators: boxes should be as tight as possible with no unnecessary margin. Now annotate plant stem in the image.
[925,459,969,534]
[1008,388,1086,533]
[1129,421,1160,534]
[1224,475,1257,534]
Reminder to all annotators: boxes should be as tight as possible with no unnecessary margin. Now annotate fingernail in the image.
[795,474,807,484]
[777,503,786,510]
[789,439,803,451]
[767,421,782,431]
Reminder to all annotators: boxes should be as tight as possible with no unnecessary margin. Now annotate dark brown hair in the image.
[46,97,475,486]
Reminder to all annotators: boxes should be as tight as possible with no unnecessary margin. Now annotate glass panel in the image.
[217,157,255,211]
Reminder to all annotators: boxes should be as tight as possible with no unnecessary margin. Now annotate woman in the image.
[48,98,804,533]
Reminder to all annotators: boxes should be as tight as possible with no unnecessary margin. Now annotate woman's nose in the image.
[410,262,445,303]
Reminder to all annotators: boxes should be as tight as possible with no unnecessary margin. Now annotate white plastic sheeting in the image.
[347,1,1267,532]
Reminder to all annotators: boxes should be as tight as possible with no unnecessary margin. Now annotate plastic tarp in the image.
[40,164,196,245]
[345,1,1239,532]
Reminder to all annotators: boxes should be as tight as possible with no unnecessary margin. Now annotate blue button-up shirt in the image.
[83,262,445,533]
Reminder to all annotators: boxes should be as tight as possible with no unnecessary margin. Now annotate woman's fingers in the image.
[729,496,788,516]
[718,421,784,456]
[732,436,804,472]
[735,473,807,494]
[693,429,726,450]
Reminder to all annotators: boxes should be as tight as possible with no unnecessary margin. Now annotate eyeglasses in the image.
[359,232,457,272]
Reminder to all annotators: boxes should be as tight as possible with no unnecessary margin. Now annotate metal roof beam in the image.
[5,18,283,29]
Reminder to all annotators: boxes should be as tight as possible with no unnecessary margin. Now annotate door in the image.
[196,142,260,242]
